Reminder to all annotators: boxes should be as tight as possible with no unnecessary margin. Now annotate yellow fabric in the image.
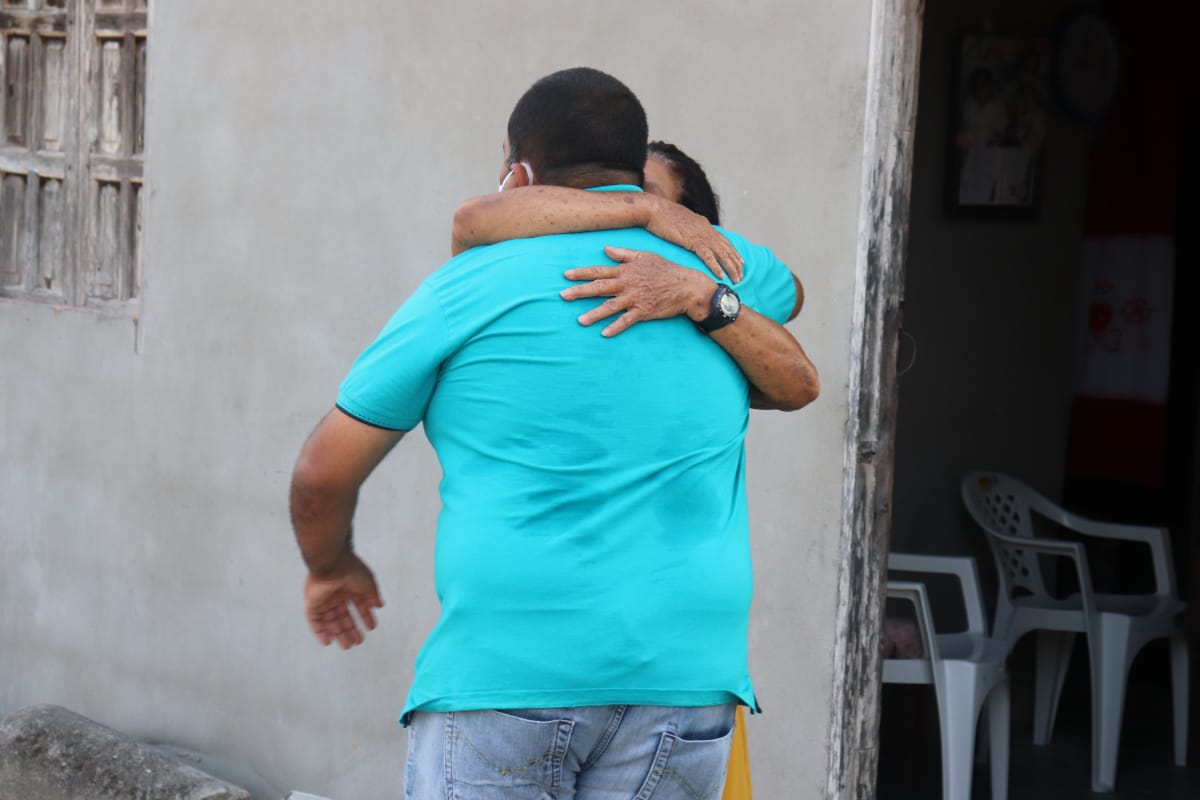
[722,706,753,799]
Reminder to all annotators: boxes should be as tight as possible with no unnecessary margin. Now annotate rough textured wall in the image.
[0,2,870,797]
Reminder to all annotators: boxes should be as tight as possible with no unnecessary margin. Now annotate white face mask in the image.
[498,161,534,192]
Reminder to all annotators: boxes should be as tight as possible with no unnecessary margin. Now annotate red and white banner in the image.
[1068,238,1173,487]
[1065,1,1182,489]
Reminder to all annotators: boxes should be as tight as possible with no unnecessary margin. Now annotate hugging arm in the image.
[563,248,819,411]
[452,186,743,281]
[714,304,819,411]
[454,187,814,409]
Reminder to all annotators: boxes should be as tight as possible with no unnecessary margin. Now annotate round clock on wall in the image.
[1054,11,1121,122]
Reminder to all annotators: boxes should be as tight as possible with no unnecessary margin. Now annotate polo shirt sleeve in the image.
[336,281,453,431]
[721,228,796,325]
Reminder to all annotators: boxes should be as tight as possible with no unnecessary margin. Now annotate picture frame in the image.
[947,34,1051,219]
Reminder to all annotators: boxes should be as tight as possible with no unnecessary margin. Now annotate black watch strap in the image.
[696,285,741,334]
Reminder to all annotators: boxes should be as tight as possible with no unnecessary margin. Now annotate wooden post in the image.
[826,1,924,798]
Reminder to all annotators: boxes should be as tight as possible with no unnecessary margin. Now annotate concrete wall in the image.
[0,2,871,797]
[890,0,1095,575]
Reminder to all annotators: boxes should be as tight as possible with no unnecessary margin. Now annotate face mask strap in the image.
[498,161,534,192]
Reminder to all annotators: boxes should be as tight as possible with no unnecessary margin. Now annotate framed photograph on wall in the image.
[947,35,1051,218]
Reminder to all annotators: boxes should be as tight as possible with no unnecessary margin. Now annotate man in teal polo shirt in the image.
[289,68,819,799]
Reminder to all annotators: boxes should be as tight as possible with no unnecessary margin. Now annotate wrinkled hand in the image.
[304,551,384,650]
[562,246,714,337]
[643,197,743,283]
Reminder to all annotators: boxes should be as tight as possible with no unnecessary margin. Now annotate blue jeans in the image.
[404,703,737,799]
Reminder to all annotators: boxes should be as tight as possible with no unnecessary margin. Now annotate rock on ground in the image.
[0,704,253,800]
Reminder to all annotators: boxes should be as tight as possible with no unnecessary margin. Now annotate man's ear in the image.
[511,161,536,187]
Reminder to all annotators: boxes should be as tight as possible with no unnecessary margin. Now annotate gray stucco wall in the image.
[0,2,871,797]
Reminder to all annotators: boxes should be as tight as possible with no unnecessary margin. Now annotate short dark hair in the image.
[507,68,648,187]
[648,141,721,226]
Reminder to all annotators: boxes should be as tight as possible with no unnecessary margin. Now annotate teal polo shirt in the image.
[336,187,795,722]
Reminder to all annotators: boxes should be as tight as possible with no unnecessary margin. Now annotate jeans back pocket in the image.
[635,722,735,800]
[447,709,575,797]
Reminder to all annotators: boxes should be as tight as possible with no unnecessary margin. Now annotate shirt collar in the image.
[585,184,643,193]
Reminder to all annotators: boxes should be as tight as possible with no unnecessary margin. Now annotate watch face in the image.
[718,290,740,317]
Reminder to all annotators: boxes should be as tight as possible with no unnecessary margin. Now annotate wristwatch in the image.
[696,285,741,334]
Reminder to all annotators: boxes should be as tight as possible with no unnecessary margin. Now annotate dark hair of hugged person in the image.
[648,140,722,226]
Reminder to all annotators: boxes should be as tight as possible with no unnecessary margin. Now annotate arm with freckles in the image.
[452,185,744,282]
[563,248,819,411]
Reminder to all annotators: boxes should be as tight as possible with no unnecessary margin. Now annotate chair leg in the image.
[987,679,1010,800]
[1170,631,1190,766]
[975,709,989,764]
[1033,630,1075,747]
[1089,618,1134,793]
[937,678,980,800]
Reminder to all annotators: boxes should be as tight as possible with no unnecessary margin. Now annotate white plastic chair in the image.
[961,472,1189,793]
[883,552,1010,800]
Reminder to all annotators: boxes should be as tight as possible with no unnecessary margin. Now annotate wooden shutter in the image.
[0,0,147,311]
[82,0,146,310]
[0,0,71,302]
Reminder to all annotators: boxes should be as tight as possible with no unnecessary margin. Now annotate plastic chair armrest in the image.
[886,580,939,663]
[887,553,987,636]
[1063,519,1177,598]
[1027,495,1179,598]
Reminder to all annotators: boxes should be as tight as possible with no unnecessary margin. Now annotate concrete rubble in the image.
[0,704,253,800]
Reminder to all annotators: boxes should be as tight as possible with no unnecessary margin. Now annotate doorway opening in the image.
[874,1,1200,798]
